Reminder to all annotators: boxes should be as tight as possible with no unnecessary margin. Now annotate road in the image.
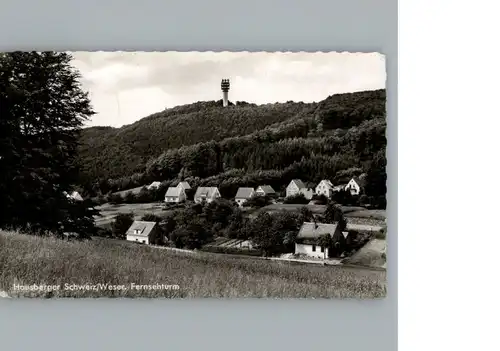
[136,242,385,272]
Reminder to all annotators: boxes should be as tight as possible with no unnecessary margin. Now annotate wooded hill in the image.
[77,89,387,207]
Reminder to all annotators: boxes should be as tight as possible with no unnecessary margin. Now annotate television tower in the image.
[221,79,230,107]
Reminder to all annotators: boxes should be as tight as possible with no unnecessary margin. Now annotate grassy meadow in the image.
[0,231,386,299]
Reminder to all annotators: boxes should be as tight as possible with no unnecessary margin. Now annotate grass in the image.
[94,202,167,227]
[0,231,386,299]
[342,238,387,269]
[344,209,386,220]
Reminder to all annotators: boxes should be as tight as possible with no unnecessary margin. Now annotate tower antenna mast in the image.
[221,79,230,107]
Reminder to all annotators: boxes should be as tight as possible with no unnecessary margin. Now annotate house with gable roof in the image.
[234,187,255,207]
[255,185,276,197]
[147,181,162,190]
[177,181,191,191]
[286,179,313,200]
[345,176,366,196]
[315,179,335,198]
[194,187,221,204]
[125,221,161,245]
[294,222,346,259]
[164,186,186,203]
[64,191,83,202]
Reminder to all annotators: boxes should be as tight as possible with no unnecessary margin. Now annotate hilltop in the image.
[77,89,387,206]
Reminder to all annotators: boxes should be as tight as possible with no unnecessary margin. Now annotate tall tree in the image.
[323,201,347,231]
[112,213,134,239]
[0,51,97,236]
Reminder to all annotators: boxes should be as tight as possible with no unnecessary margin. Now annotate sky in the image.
[70,51,386,128]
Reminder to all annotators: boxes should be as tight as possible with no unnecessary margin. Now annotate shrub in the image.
[95,227,112,238]
[312,194,328,205]
[109,193,123,204]
[141,213,162,223]
[112,213,134,239]
[243,195,272,208]
[124,191,136,203]
[375,229,386,240]
[283,194,309,204]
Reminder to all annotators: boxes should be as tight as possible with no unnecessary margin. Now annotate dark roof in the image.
[297,222,339,239]
[257,185,276,194]
[235,187,255,199]
[126,221,157,237]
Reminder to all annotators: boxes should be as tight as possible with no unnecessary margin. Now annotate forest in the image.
[77,89,387,208]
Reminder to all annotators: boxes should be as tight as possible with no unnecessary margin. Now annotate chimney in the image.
[221,79,230,107]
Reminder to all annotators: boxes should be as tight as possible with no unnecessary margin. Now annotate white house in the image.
[176,181,191,191]
[64,191,83,202]
[345,176,366,196]
[234,187,255,207]
[164,187,186,203]
[194,187,221,204]
[294,222,344,259]
[255,185,276,197]
[315,180,334,198]
[125,221,160,245]
[147,181,162,190]
[286,179,313,200]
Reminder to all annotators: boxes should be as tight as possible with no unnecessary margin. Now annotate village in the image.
[0,52,388,300]
[68,174,387,270]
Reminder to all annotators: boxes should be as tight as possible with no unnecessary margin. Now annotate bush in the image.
[283,194,309,204]
[141,213,162,223]
[359,194,369,206]
[112,213,134,239]
[312,194,328,205]
[95,227,112,238]
[243,195,272,208]
[109,193,123,204]
[124,191,136,203]
[375,229,386,240]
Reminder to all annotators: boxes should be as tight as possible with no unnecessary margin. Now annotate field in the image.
[342,237,387,269]
[111,186,144,197]
[94,202,166,227]
[95,202,386,234]
[0,231,386,298]
[248,203,386,228]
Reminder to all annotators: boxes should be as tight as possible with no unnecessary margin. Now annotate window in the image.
[312,245,316,252]
[142,240,145,244]
[321,246,324,253]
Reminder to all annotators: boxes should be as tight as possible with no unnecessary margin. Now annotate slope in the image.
[77,89,387,205]
[78,99,316,182]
